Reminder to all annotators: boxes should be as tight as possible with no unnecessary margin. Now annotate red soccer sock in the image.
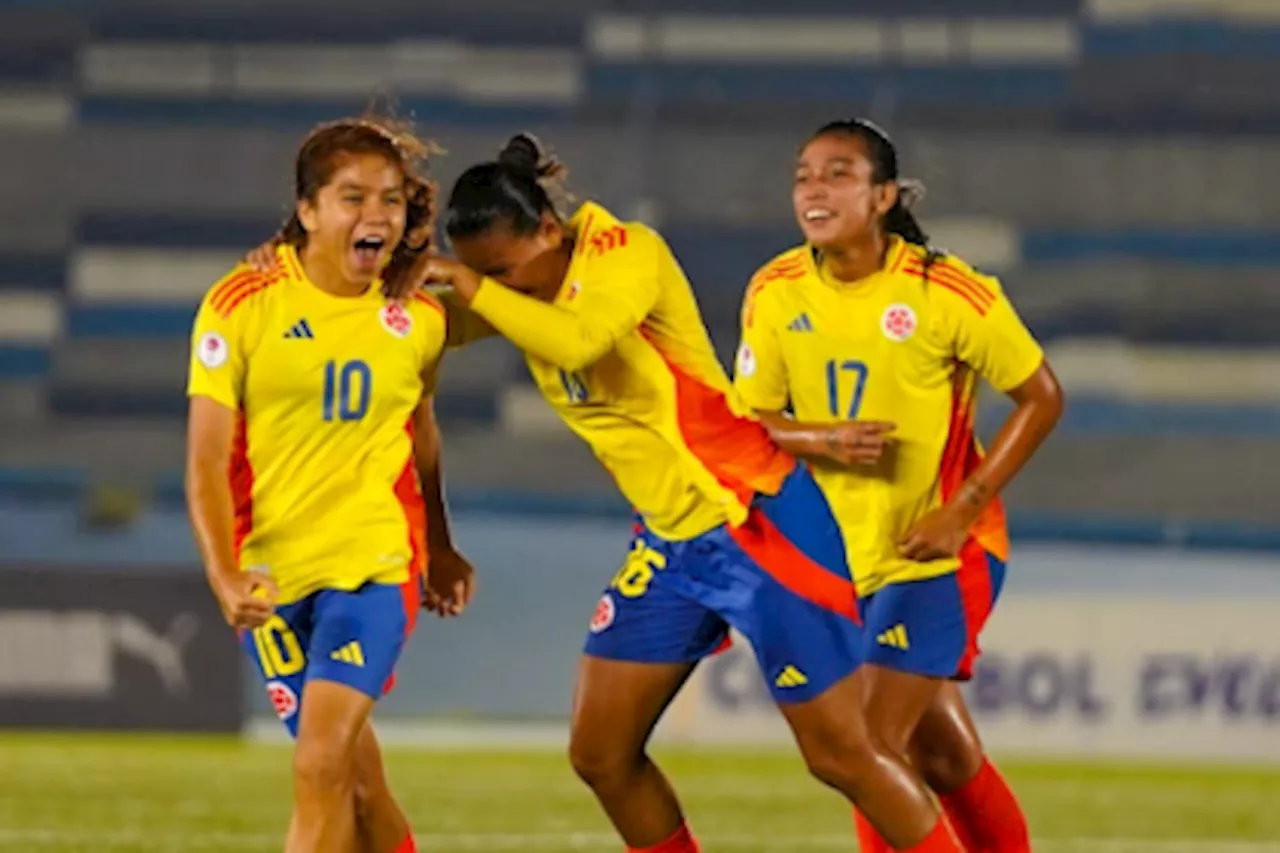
[854,809,894,853]
[854,811,961,853]
[626,821,700,853]
[393,831,417,853]
[899,817,963,853]
[940,758,1030,853]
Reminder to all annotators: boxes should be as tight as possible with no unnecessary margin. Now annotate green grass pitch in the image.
[2,733,1278,851]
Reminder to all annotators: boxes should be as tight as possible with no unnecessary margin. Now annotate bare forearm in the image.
[414,416,454,554]
[953,391,1062,518]
[185,461,239,582]
[757,411,834,460]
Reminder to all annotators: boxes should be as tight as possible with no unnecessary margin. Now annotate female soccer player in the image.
[734,118,1064,853]
[186,116,476,853]
[415,133,964,853]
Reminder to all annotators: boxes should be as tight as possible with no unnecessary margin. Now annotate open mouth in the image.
[352,236,386,267]
[803,208,835,223]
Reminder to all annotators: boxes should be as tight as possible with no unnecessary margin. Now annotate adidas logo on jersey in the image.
[786,313,814,333]
[284,319,315,339]
[876,624,910,650]
[330,641,365,667]
[774,665,809,688]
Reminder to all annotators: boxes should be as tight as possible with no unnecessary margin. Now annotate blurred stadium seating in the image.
[2,0,1280,534]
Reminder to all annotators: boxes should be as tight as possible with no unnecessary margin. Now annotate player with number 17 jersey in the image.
[187,243,445,726]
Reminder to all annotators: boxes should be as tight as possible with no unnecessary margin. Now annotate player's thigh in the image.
[570,655,696,776]
[240,597,314,737]
[575,537,721,771]
[293,679,376,786]
[306,583,411,702]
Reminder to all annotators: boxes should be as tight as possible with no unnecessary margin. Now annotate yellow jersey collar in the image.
[808,235,910,288]
[558,200,619,301]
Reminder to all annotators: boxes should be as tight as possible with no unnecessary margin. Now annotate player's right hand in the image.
[210,571,279,629]
[820,421,896,467]
[243,238,283,273]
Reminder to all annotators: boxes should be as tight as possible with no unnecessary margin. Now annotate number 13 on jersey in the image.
[826,359,869,418]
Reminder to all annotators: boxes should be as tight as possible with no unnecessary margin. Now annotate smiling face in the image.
[792,131,897,253]
[296,152,408,288]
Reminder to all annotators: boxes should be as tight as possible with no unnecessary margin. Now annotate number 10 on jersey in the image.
[826,359,869,418]
[322,359,372,422]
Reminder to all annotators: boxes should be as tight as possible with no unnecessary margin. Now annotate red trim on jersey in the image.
[886,241,911,276]
[905,261,996,316]
[393,418,426,634]
[938,368,1010,563]
[932,280,988,316]
[574,213,596,258]
[930,267,995,308]
[211,271,259,311]
[587,225,628,258]
[933,262,996,303]
[727,507,859,622]
[954,540,997,680]
[221,276,285,318]
[229,409,255,559]
[410,291,445,317]
[645,336,794,505]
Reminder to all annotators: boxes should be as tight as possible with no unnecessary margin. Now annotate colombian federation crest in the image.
[266,680,298,721]
[380,302,413,338]
[589,593,616,634]
[880,303,917,342]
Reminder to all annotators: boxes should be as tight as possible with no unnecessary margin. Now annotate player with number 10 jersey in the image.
[185,116,474,853]
[189,243,444,610]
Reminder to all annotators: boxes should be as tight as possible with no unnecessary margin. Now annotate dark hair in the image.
[811,119,932,250]
[444,133,570,241]
[279,113,437,298]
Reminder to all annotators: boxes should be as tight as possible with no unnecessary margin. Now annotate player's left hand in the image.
[423,547,477,617]
[244,236,284,272]
[415,254,484,303]
[897,504,973,562]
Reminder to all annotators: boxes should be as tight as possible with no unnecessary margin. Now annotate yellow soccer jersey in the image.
[466,201,795,540]
[186,244,446,604]
[735,238,1044,595]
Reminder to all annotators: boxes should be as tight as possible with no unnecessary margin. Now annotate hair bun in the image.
[498,132,568,183]
[497,133,544,177]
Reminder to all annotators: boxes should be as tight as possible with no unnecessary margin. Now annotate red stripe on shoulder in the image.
[219,273,284,318]
[902,261,996,309]
[930,260,996,303]
[931,280,988,316]
[210,270,262,312]
[411,291,445,317]
[753,255,807,285]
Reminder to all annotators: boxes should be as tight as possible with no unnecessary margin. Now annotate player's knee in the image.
[910,733,984,794]
[567,733,639,794]
[293,736,355,795]
[801,730,884,794]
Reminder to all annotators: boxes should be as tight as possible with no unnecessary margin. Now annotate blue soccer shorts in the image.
[583,464,863,704]
[241,581,418,737]
[857,540,1007,680]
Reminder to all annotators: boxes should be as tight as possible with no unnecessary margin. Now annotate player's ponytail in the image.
[812,119,936,255]
[278,111,438,299]
[444,132,572,241]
